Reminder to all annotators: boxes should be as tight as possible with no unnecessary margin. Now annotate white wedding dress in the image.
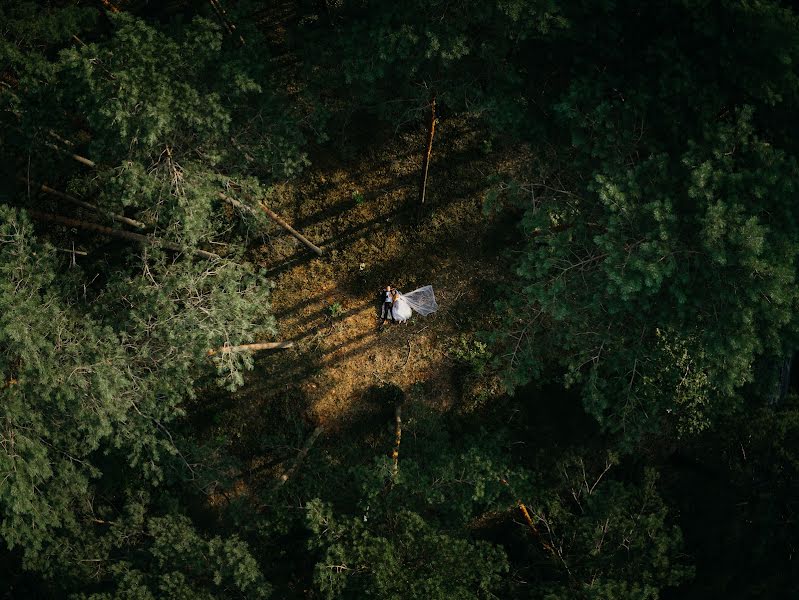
[392,286,438,323]
[392,296,413,322]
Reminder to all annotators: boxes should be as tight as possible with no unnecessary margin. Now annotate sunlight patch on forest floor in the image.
[237,119,524,435]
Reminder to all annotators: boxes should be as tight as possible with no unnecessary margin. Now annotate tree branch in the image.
[26,210,219,259]
[274,426,324,489]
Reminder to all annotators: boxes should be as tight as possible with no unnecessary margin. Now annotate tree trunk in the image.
[41,138,324,256]
[19,177,146,229]
[54,247,88,256]
[100,0,119,13]
[518,503,539,536]
[26,210,219,259]
[218,192,324,256]
[274,426,324,488]
[418,97,437,209]
[208,0,245,45]
[207,341,294,356]
[217,191,258,216]
[45,141,96,168]
[391,403,402,481]
[497,477,557,553]
[258,203,324,256]
[518,501,559,556]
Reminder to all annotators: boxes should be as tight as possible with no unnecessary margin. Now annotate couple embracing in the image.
[380,285,438,326]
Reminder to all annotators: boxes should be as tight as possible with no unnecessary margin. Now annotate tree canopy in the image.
[2,0,798,598]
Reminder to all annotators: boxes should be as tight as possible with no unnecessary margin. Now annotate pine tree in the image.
[518,453,692,599]
[295,0,566,129]
[492,0,799,442]
[0,3,292,585]
[0,207,274,580]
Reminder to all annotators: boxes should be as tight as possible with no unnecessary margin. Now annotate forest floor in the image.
[216,118,525,476]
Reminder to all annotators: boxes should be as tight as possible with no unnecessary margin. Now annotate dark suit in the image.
[381,290,394,321]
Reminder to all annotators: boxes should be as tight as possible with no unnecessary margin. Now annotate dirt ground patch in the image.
[233,119,521,438]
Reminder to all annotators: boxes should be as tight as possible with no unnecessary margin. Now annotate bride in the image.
[391,285,438,323]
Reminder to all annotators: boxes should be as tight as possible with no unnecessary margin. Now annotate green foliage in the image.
[2,4,309,248]
[0,207,127,563]
[328,301,344,318]
[522,454,692,599]
[298,0,566,127]
[298,408,691,600]
[303,408,519,599]
[660,398,799,598]
[652,328,713,436]
[1,9,295,592]
[0,203,273,575]
[19,486,273,600]
[3,1,799,597]
[307,500,506,600]
[450,334,492,376]
[100,251,275,394]
[449,334,504,411]
[0,2,97,95]
[51,11,304,177]
[492,0,799,442]
[77,512,271,600]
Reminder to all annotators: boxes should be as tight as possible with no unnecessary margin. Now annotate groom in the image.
[380,285,395,325]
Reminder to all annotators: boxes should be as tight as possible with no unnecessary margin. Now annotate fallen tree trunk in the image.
[518,502,558,556]
[18,177,146,229]
[497,477,557,554]
[218,192,323,256]
[258,202,324,256]
[26,210,219,259]
[518,503,540,536]
[274,426,324,488]
[45,141,96,168]
[217,191,257,216]
[54,247,88,256]
[40,144,323,255]
[207,341,294,356]
[40,142,324,256]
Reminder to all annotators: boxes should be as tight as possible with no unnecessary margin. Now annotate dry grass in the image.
[232,118,526,437]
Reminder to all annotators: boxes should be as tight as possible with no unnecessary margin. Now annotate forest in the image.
[2,0,799,598]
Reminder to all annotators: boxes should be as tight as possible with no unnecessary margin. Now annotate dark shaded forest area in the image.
[2,0,799,598]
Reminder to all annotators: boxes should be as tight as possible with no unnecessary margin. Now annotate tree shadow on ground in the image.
[334,383,405,456]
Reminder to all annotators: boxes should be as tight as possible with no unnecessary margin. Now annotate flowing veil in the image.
[399,285,438,316]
